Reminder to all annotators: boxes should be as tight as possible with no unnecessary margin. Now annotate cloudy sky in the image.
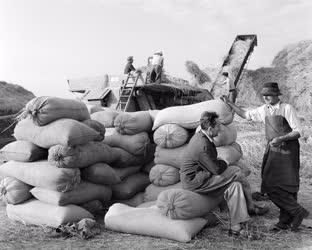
[1,0,311,98]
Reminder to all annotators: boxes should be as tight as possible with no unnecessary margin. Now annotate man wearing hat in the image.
[150,51,164,83]
[221,82,309,232]
[124,56,136,75]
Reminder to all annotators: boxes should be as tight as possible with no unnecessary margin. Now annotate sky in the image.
[1,0,312,98]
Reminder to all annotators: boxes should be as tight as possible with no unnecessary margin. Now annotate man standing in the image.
[222,72,237,103]
[221,82,309,231]
[124,56,136,74]
[180,111,267,236]
[150,51,164,84]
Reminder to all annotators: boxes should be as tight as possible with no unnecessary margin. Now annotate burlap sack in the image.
[91,109,120,128]
[30,181,112,206]
[104,132,150,155]
[0,160,80,192]
[104,203,207,243]
[7,199,93,227]
[156,188,222,219]
[112,172,150,200]
[48,142,118,168]
[149,164,180,187]
[0,140,47,162]
[153,99,233,130]
[0,177,33,205]
[114,111,153,135]
[217,142,243,165]
[21,96,90,126]
[14,118,101,148]
[154,145,186,169]
[82,119,106,141]
[153,124,189,149]
[144,182,182,202]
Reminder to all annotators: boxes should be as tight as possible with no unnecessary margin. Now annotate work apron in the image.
[261,107,300,193]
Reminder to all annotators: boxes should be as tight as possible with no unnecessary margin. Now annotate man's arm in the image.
[220,96,247,119]
[198,151,227,175]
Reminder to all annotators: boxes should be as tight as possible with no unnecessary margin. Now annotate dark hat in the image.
[260,82,281,96]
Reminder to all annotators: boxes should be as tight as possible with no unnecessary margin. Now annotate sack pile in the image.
[76,109,156,205]
[0,97,155,228]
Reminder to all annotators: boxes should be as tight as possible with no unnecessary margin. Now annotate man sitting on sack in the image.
[180,111,268,237]
[221,82,309,232]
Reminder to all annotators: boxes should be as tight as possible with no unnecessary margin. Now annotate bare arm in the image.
[270,131,300,147]
[220,96,248,119]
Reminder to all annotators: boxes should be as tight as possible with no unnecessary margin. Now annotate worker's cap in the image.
[261,82,282,96]
[222,72,229,76]
[127,56,133,61]
[154,51,163,56]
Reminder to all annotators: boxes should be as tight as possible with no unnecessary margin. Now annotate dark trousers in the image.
[267,187,305,224]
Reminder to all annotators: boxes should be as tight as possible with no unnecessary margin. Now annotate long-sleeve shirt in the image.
[245,102,302,135]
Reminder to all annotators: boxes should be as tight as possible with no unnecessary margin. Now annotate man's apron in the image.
[261,106,300,193]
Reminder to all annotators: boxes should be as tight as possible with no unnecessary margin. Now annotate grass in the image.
[1,116,312,249]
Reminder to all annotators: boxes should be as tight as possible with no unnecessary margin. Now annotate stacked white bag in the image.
[80,109,156,206]
[0,96,109,227]
[104,100,243,242]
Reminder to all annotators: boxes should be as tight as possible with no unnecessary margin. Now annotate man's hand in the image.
[269,137,283,147]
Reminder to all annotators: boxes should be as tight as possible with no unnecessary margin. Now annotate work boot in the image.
[291,208,309,232]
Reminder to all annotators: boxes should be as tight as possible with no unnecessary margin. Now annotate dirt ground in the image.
[0,116,312,250]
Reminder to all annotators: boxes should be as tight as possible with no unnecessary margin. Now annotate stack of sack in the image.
[0,96,104,227]
[88,109,156,206]
[0,97,153,228]
[144,99,243,202]
[104,99,245,242]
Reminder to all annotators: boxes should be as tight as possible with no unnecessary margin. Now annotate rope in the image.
[0,109,24,135]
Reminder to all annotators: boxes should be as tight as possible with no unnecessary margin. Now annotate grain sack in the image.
[114,111,153,135]
[48,142,118,168]
[7,199,93,228]
[81,163,141,185]
[0,160,80,192]
[196,123,237,147]
[0,140,47,162]
[113,165,141,180]
[148,109,160,122]
[144,182,182,202]
[81,163,122,185]
[110,147,147,168]
[105,127,118,136]
[104,203,207,243]
[153,124,189,149]
[91,109,120,128]
[82,119,106,141]
[157,189,222,220]
[152,99,233,130]
[104,132,150,155]
[149,164,180,187]
[154,145,187,169]
[112,172,150,200]
[113,192,145,207]
[30,181,112,206]
[14,118,101,148]
[0,177,33,205]
[217,142,242,165]
[21,96,90,126]
[137,200,157,208]
[142,161,155,174]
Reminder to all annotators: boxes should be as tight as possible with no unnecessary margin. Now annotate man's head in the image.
[261,82,281,105]
[200,111,221,137]
[127,56,133,62]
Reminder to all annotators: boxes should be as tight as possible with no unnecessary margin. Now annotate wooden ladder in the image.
[116,73,141,111]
